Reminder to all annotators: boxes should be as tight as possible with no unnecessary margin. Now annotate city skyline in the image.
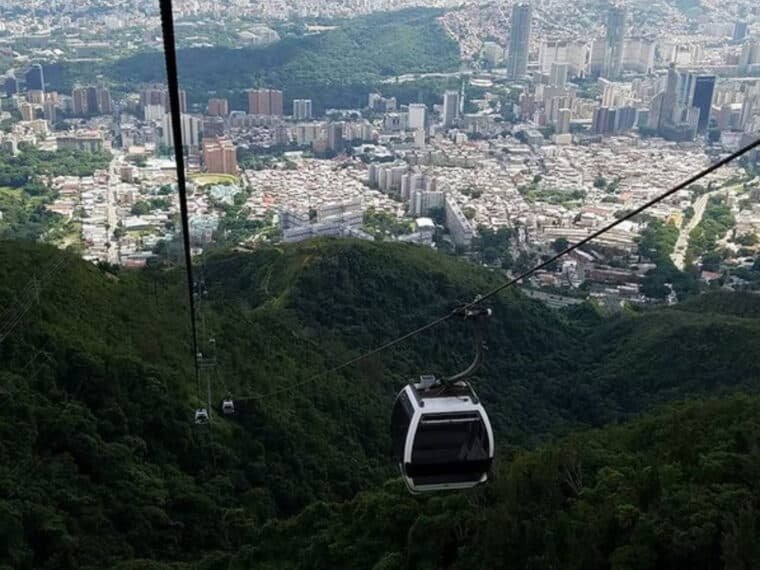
[0,0,758,306]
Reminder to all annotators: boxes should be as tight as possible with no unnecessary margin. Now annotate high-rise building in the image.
[589,40,607,77]
[202,138,238,175]
[622,38,656,74]
[539,40,588,78]
[73,85,112,115]
[44,100,56,124]
[202,117,225,139]
[647,92,664,129]
[26,90,45,104]
[740,94,757,131]
[557,108,571,134]
[144,104,166,122]
[655,65,697,142]
[142,87,168,108]
[97,87,112,114]
[295,122,324,146]
[549,62,568,87]
[327,122,343,151]
[603,6,627,79]
[292,99,313,120]
[506,3,532,80]
[56,133,104,153]
[207,98,229,116]
[270,90,283,116]
[4,75,18,97]
[733,21,748,41]
[738,41,760,74]
[659,62,680,127]
[162,113,202,150]
[615,106,637,132]
[72,87,87,115]
[592,106,613,134]
[249,89,267,115]
[591,105,635,135]
[675,71,715,133]
[691,75,716,132]
[444,196,473,248]
[408,103,427,130]
[248,89,284,116]
[24,64,44,92]
[142,87,185,113]
[442,91,459,127]
[414,128,426,148]
[19,102,35,121]
[85,86,99,114]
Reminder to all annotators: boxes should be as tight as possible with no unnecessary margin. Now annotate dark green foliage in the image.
[131,201,151,216]
[103,9,459,113]
[688,196,735,259]
[472,225,511,265]
[2,240,760,567]
[552,237,569,252]
[241,394,760,570]
[735,233,757,247]
[363,207,413,239]
[639,219,700,300]
[0,146,111,188]
[0,147,111,240]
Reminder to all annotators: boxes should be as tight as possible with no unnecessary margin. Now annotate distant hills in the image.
[46,9,461,113]
[1,238,760,568]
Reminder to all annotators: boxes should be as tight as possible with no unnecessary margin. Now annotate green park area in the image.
[191,173,239,187]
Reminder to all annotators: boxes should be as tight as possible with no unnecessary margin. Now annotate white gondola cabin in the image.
[221,398,235,415]
[194,408,209,424]
[391,375,494,493]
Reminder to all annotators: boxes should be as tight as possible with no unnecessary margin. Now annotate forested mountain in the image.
[45,9,460,113]
[1,239,759,569]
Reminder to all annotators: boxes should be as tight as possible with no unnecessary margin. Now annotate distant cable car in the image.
[391,305,494,493]
[194,408,209,424]
[221,398,234,415]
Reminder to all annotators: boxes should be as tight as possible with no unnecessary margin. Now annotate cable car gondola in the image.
[391,306,494,493]
[221,397,235,415]
[194,408,209,424]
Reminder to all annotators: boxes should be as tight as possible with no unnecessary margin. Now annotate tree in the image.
[593,175,607,189]
[514,251,535,272]
[702,251,723,272]
[131,201,150,216]
[552,237,569,253]
[482,247,499,264]
[735,233,758,247]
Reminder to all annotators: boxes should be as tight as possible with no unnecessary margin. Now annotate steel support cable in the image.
[0,255,66,346]
[463,139,760,309]
[158,0,201,392]
[0,256,62,332]
[236,135,760,400]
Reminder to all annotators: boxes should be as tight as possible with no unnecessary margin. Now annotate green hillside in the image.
[242,393,760,570]
[1,239,760,568]
[47,9,461,113]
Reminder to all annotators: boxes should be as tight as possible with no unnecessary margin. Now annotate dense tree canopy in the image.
[1,239,760,568]
[50,9,460,114]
